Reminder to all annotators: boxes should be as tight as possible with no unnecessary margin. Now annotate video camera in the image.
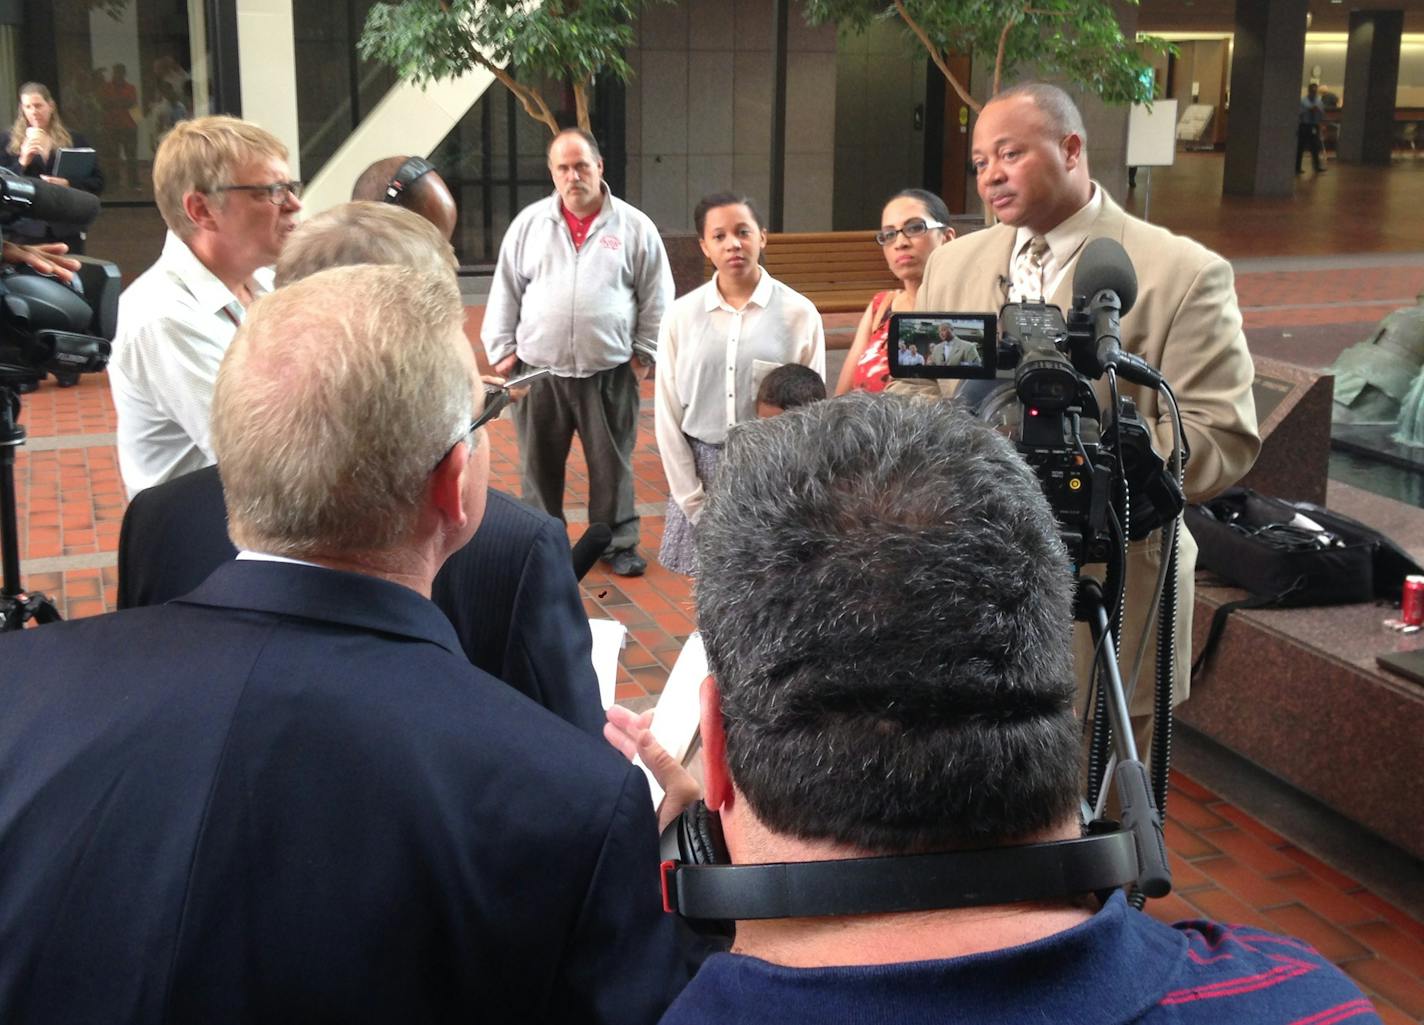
[1,174,118,633]
[0,168,114,385]
[888,238,1185,570]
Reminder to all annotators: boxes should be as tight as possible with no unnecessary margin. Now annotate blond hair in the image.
[212,264,471,557]
[152,115,288,238]
[275,202,456,288]
[9,83,73,154]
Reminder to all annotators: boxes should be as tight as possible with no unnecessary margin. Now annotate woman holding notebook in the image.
[4,81,105,255]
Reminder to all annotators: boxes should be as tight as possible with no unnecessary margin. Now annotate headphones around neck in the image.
[658,796,1158,935]
[383,156,435,206]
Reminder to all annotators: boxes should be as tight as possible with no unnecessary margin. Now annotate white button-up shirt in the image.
[109,231,274,497]
[654,270,825,523]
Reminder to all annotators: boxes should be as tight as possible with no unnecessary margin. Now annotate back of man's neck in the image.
[731,900,1095,968]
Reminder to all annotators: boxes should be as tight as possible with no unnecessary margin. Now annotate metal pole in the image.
[769,0,789,231]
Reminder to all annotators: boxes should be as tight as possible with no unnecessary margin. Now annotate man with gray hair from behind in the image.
[0,263,692,1024]
[117,200,608,735]
[637,393,1376,1025]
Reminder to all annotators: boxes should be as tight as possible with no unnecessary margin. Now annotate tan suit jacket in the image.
[893,189,1260,721]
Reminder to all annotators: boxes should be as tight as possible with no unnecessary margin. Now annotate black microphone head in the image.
[1073,237,1137,315]
[0,172,101,228]
[570,522,614,581]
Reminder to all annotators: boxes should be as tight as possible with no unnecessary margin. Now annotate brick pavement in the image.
[6,251,1424,1019]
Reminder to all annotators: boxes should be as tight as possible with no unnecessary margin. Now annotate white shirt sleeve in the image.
[653,309,706,524]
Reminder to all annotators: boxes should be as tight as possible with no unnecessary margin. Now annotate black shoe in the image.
[1316,166,1327,173]
[604,548,647,577]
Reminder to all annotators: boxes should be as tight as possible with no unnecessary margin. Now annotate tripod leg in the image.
[1079,580,1171,899]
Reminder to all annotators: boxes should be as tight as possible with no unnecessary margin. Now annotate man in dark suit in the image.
[0,264,691,1024]
[116,201,604,736]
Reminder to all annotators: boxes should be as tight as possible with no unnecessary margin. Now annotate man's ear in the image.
[182,190,221,234]
[699,674,734,813]
[429,438,472,532]
[1061,131,1084,170]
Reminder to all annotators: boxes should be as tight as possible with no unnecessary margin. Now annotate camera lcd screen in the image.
[887,313,997,380]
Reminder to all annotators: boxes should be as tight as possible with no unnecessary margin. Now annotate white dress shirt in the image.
[1008,185,1104,303]
[109,231,274,497]
[654,270,825,523]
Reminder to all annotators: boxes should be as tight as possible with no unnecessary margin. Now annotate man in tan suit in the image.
[897,82,1260,759]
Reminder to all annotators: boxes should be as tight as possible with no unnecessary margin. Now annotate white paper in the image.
[588,618,627,711]
[635,632,708,807]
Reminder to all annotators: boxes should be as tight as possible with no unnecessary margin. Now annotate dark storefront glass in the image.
[291,0,396,182]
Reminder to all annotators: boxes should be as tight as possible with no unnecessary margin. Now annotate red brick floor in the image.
[8,248,1424,1020]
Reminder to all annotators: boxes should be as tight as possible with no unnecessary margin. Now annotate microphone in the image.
[0,169,101,227]
[1073,237,1137,314]
[1071,238,1160,388]
[570,523,612,581]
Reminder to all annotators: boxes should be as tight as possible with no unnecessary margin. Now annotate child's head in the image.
[756,363,826,418]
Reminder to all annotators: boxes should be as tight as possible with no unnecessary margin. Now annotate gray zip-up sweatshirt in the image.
[481,186,673,378]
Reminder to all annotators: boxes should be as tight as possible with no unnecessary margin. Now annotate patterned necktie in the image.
[1010,235,1049,302]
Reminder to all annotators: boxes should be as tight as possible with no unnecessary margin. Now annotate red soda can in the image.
[1404,575,1424,627]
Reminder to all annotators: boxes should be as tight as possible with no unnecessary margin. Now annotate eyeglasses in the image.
[216,180,303,205]
[875,217,948,247]
[433,387,512,471]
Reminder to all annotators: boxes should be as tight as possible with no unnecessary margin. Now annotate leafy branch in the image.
[360,0,662,135]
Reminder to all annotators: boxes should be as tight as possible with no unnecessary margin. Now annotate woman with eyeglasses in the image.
[4,82,106,256]
[834,189,955,395]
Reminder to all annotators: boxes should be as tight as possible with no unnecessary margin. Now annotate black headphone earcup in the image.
[659,800,729,867]
[682,801,728,866]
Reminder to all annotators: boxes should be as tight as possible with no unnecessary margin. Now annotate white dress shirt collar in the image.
[1011,183,1103,298]
[704,267,773,314]
[159,230,274,316]
[236,550,328,570]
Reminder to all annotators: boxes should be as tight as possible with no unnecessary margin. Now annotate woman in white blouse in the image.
[654,191,825,575]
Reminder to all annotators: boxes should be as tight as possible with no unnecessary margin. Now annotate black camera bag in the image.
[1186,487,1422,674]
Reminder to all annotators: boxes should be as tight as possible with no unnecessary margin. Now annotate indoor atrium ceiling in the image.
[1136,0,1424,34]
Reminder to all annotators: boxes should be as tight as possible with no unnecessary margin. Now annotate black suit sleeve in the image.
[549,766,698,1024]
[502,515,606,737]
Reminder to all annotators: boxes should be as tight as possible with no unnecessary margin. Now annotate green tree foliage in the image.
[801,0,1168,113]
[360,0,660,134]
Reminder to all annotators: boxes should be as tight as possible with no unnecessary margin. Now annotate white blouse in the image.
[654,270,825,523]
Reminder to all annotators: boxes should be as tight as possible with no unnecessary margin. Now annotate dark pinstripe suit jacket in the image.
[117,465,604,735]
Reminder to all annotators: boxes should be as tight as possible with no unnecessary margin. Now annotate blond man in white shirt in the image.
[109,115,302,497]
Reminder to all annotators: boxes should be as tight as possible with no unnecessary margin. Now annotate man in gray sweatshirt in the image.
[482,128,673,577]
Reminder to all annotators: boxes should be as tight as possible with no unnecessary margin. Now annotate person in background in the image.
[108,115,302,496]
[756,362,826,418]
[99,63,139,189]
[834,189,953,395]
[1298,81,1327,176]
[654,190,824,576]
[482,128,671,578]
[352,154,460,242]
[4,82,105,255]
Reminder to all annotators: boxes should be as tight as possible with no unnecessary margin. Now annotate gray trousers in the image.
[512,362,640,553]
